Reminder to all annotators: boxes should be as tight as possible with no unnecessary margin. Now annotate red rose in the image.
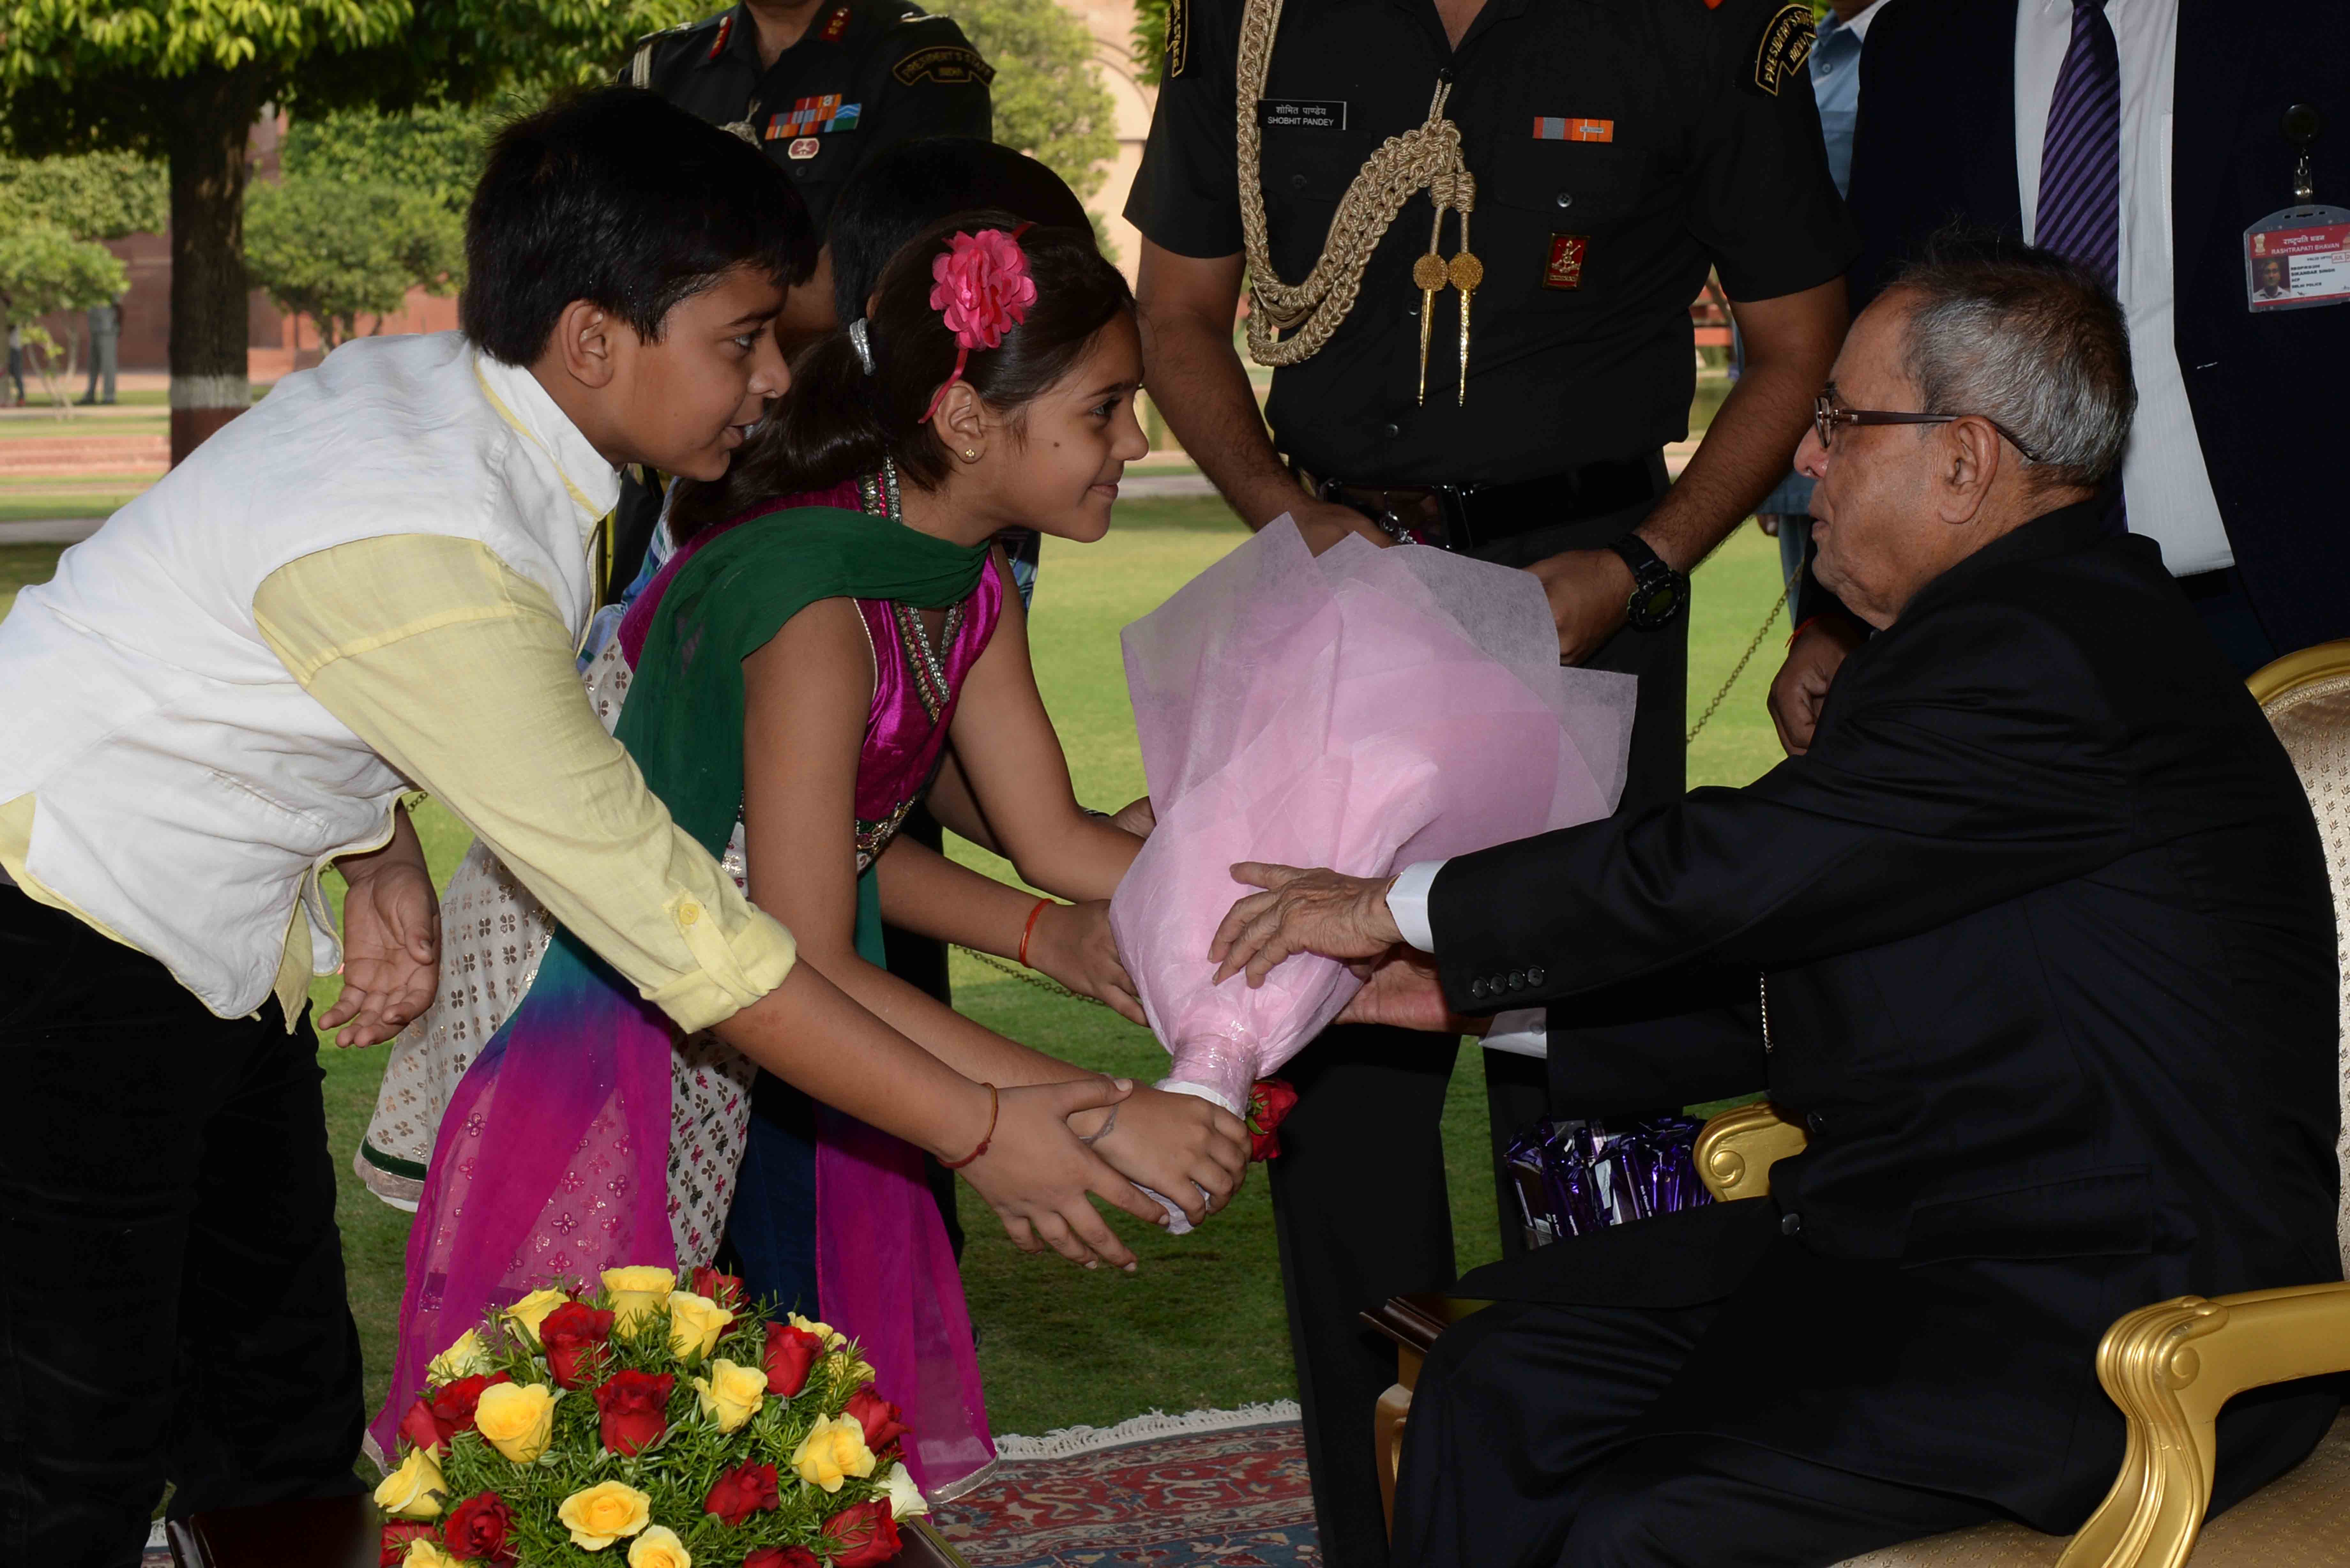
[822,1499,901,1567]
[742,1549,820,1568]
[592,1368,675,1456]
[842,1387,910,1456]
[397,1398,448,1456]
[538,1301,616,1389]
[763,1321,825,1396]
[690,1265,746,1308]
[441,1492,517,1565]
[394,1371,511,1454]
[431,1372,509,1433]
[1247,1076,1300,1161]
[381,1521,435,1566]
[702,1459,781,1526]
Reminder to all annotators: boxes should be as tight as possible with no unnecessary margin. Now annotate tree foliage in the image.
[953,0,1118,205]
[0,221,127,324]
[0,220,129,406]
[0,150,166,239]
[279,102,497,216]
[0,3,695,158]
[1130,0,1171,74]
[244,175,464,347]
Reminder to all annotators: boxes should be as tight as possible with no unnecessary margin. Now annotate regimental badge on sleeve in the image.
[892,44,996,86]
[1746,2,1816,97]
[1165,0,1190,79]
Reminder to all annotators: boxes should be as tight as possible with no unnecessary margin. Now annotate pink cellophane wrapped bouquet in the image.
[1109,518,1638,1118]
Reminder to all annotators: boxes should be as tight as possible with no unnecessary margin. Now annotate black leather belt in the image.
[1294,453,1659,552]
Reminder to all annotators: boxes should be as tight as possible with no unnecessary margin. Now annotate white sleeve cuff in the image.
[1384,859,1445,952]
[1482,1008,1549,1059]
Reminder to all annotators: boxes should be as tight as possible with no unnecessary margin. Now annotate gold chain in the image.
[1235,0,1477,376]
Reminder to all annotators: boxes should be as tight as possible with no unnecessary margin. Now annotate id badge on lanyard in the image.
[2244,103,2350,313]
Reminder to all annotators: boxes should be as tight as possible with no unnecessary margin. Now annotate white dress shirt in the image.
[2016,0,2232,577]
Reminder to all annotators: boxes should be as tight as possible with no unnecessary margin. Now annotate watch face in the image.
[1626,568,1689,630]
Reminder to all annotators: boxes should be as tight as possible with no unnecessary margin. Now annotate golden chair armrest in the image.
[2056,1279,2350,1568]
[1694,1102,1809,1201]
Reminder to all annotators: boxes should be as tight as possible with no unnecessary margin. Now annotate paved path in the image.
[0,433,166,478]
[0,517,103,545]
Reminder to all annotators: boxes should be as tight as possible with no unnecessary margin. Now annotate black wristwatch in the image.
[1606,533,1690,631]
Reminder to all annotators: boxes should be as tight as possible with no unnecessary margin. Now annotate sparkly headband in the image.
[920,222,1036,426]
[849,317,876,375]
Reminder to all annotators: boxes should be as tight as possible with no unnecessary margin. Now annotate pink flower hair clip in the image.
[921,223,1037,425]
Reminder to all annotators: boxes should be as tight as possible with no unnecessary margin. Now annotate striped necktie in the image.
[2035,0,2122,289]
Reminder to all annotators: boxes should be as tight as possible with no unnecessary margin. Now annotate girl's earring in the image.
[961,448,979,461]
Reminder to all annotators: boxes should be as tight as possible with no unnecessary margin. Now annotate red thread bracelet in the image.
[1017,896,1054,968]
[1786,613,1824,649]
[941,1082,998,1169]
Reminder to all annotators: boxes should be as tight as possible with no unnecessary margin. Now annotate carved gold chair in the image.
[1369,639,2350,1566]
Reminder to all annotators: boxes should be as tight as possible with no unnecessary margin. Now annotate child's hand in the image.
[322,857,440,1047]
[1080,1085,1250,1227]
[1108,795,1156,839]
[963,1076,1158,1270]
[1028,900,1147,1026]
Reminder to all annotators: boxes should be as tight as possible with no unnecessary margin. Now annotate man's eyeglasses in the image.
[1812,387,2045,464]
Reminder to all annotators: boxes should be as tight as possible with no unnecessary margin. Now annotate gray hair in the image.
[1889,231,2135,493]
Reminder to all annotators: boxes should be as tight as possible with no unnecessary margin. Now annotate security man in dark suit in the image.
[1207,238,2341,1567]
[625,0,993,231]
[1770,0,2350,755]
[1126,0,1854,1557]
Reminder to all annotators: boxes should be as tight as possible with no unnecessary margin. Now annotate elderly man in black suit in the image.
[1208,238,2342,1568]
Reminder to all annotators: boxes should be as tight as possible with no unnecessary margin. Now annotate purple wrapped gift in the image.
[1507,1113,1714,1249]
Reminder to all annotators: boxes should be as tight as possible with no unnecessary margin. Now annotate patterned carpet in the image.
[140,1410,1322,1567]
[928,1406,1322,1568]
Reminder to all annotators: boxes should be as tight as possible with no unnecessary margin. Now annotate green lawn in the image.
[1,492,1793,1441]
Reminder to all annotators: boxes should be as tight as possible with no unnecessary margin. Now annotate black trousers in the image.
[0,890,365,1567]
[1392,1298,2002,1568]
[1270,476,1692,1568]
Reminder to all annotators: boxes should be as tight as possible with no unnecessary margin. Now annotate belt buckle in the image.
[1433,484,1476,553]
[1318,477,1416,544]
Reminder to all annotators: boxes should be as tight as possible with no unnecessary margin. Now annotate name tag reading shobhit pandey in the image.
[1257,98,1348,131]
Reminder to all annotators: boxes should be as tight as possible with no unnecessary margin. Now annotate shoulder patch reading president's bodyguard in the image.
[1746,3,1816,96]
[893,43,995,86]
[1164,0,1190,79]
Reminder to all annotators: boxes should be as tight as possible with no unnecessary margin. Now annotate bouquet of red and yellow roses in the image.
[374,1265,923,1567]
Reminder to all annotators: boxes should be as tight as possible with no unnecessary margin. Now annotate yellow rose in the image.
[504,1286,571,1345]
[666,1289,732,1360]
[474,1380,557,1464]
[788,1311,845,1348]
[882,1460,929,1520]
[372,1446,444,1519]
[692,1357,767,1433]
[403,1541,459,1568]
[602,1266,677,1331]
[557,1479,654,1550]
[824,1348,876,1389]
[426,1329,491,1385]
[626,1524,693,1568]
[789,1412,877,1493]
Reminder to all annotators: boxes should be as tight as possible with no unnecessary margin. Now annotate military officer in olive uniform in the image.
[626,0,993,231]
[1128,0,1855,1559]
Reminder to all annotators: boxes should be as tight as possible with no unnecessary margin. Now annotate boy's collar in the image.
[473,349,623,535]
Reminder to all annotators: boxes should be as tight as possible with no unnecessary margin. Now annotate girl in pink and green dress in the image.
[375,217,1250,1496]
